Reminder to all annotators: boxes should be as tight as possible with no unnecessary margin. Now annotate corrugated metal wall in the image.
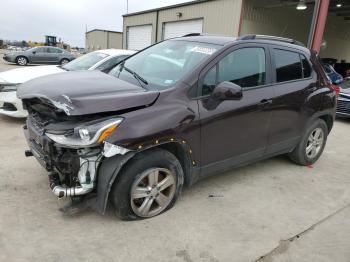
[123,0,242,48]
[241,0,313,45]
[86,31,122,51]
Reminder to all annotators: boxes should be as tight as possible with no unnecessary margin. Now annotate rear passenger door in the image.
[266,46,318,155]
[47,48,62,63]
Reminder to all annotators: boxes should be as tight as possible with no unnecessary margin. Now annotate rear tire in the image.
[60,58,70,65]
[289,119,328,165]
[111,149,184,220]
[16,56,28,66]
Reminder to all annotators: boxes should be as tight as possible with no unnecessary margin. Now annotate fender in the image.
[92,152,135,214]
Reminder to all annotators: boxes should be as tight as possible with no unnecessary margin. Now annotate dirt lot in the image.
[0,52,349,262]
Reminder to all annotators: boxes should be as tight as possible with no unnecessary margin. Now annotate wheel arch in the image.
[318,114,334,133]
[60,58,70,64]
[16,55,29,64]
[94,141,195,215]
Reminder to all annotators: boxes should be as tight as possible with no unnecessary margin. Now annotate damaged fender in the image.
[93,152,135,214]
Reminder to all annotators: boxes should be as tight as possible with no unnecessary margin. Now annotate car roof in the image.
[172,35,238,46]
[95,49,136,56]
[172,34,310,53]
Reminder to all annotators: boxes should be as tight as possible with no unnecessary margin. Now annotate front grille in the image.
[2,102,17,111]
[337,99,350,115]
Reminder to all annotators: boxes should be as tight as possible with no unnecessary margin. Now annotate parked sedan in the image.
[0,49,135,118]
[337,81,350,118]
[3,46,75,66]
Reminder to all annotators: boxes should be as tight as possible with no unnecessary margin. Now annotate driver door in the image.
[30,47,48,63]
[198,44,274,176]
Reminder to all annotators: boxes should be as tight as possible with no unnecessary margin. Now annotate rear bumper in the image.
[0,91,28,118]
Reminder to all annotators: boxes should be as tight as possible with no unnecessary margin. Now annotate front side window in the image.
[218,47,266,88]
[109,40,220,90]
[274,49,302,82]
[202,65,217,96]
[35,47,47,53]
[62,51,109,71]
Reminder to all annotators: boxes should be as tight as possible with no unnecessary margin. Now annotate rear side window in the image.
[274,49,302,82]
[274,49,312,82]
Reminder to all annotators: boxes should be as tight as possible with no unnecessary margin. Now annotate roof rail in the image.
[238,34,305,47]
[182,33,202,37]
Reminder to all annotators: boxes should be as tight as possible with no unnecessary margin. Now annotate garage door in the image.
[127,25,152,51]
[163,19,203,40]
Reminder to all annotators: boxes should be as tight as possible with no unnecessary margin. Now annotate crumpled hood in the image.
[17,70,160,116]
[0,65,64,84]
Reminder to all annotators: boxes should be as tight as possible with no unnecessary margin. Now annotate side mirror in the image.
[211,81,242,101]
[32,51,36,54]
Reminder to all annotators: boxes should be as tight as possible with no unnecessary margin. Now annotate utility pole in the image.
[126,0,129,14]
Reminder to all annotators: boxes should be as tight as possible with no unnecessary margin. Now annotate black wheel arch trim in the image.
[305,110,335,134]
[91,141,194,215]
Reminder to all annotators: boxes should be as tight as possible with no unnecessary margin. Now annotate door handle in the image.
[306,86,317,93]
[258,99,272,107]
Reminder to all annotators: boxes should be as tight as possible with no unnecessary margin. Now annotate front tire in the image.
[111,149,184,220]
[289,119,328,165]
[60,58,70,65]
[16,56,28,66]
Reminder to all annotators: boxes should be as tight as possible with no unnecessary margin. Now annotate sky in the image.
[0,0,192,47]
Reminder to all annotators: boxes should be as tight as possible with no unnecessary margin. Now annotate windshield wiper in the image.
[119,62,148,89]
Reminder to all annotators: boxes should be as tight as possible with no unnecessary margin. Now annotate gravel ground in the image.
[0,51,349,262]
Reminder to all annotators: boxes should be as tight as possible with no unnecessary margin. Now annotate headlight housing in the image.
[0,83,19,92]
[46,117,123,148]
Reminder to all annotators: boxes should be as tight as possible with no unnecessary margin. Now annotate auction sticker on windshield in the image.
[191,46,216,55]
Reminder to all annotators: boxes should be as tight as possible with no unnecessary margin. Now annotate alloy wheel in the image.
[306,127,324,159]
[130,168,176,218]
[17,57,27,65]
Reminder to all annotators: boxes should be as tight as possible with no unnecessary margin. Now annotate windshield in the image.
[109,40,221,90]
[63,52,109,71]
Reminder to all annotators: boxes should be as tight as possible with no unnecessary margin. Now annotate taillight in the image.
[331,84,340,98]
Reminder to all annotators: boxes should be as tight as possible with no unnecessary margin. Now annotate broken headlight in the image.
[46,118,123,148]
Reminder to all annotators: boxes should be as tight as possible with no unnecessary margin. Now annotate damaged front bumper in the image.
[23,114,133,214]
[24,122,102,198]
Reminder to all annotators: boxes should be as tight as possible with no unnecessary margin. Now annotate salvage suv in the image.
[19,34,336,220]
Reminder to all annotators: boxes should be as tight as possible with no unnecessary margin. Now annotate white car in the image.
[0,49,135,118]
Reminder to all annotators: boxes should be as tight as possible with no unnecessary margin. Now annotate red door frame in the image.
[238,0,330,53]
[311,0,330,52]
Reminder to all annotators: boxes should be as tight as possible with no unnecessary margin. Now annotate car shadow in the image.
[0,115,26,125]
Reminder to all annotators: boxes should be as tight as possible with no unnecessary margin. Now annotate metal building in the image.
[122,0,242,50]
[85,29,123,51]
[122,0,348,62]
